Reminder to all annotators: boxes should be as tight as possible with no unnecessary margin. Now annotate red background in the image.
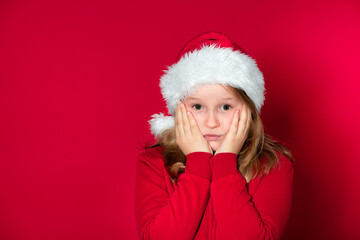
[1,0,359,239]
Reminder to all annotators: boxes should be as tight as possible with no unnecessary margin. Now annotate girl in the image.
[135,32,294,240]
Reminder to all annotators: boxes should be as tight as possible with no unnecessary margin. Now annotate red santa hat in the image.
[149,32,265,138]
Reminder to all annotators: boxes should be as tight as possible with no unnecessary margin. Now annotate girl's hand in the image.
[175,102,213,155]
[214,104,251,156]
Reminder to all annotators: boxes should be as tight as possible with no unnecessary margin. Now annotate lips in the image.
[204,134,221,141]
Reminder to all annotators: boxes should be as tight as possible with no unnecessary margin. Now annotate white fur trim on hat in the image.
[161,44,264,116]
[148,113,175,138]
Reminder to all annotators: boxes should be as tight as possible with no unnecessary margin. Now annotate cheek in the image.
[222,115,234,132]
[190,112,205,132]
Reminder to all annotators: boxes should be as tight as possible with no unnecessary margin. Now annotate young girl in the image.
[135,32,294,240]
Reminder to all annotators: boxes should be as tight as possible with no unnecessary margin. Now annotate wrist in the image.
[185,152,213,180]
[211,152,239,180]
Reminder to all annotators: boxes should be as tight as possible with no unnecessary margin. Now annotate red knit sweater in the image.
[135,146,293,240]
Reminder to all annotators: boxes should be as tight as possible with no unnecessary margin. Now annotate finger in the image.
[187,110,199,135]
[229,108,240,134]
[180,102,191,134]
[175,103,184,135]
[242,105,251,136]
[237,104,248,135]
[174,104,180,137]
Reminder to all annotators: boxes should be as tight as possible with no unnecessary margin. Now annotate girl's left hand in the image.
[214,104,251,156]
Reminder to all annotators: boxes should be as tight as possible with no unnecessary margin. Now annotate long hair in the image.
[148,86,293,183]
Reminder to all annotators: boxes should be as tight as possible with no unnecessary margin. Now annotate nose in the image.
[205,110,220,129]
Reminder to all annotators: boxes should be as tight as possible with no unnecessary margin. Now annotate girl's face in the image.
[183,84,244,151]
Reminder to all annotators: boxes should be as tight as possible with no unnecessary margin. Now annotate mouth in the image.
[204,134,221,141]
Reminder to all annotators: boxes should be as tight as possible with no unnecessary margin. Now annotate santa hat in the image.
[149,32,265,138]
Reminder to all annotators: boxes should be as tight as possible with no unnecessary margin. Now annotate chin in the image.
[210,143,219,152]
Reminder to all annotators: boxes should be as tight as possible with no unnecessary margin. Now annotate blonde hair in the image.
[149,86,293,183]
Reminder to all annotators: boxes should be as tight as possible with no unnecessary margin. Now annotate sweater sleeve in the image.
[210,152,293,240]
[135,149,213,240]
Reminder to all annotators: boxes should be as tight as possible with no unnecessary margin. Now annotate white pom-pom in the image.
[148,113,175,138]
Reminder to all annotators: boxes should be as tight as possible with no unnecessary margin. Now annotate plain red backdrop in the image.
[0,0,359,239]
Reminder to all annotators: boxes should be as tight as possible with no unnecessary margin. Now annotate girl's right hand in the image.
[175,102,213,155]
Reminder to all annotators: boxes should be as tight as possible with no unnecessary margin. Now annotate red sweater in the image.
[135,146,293,240]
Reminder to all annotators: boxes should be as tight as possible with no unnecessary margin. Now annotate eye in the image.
[192,104,203,110]
[220,104,232,111]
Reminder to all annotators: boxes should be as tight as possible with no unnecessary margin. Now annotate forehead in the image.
[185,84,238,100]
